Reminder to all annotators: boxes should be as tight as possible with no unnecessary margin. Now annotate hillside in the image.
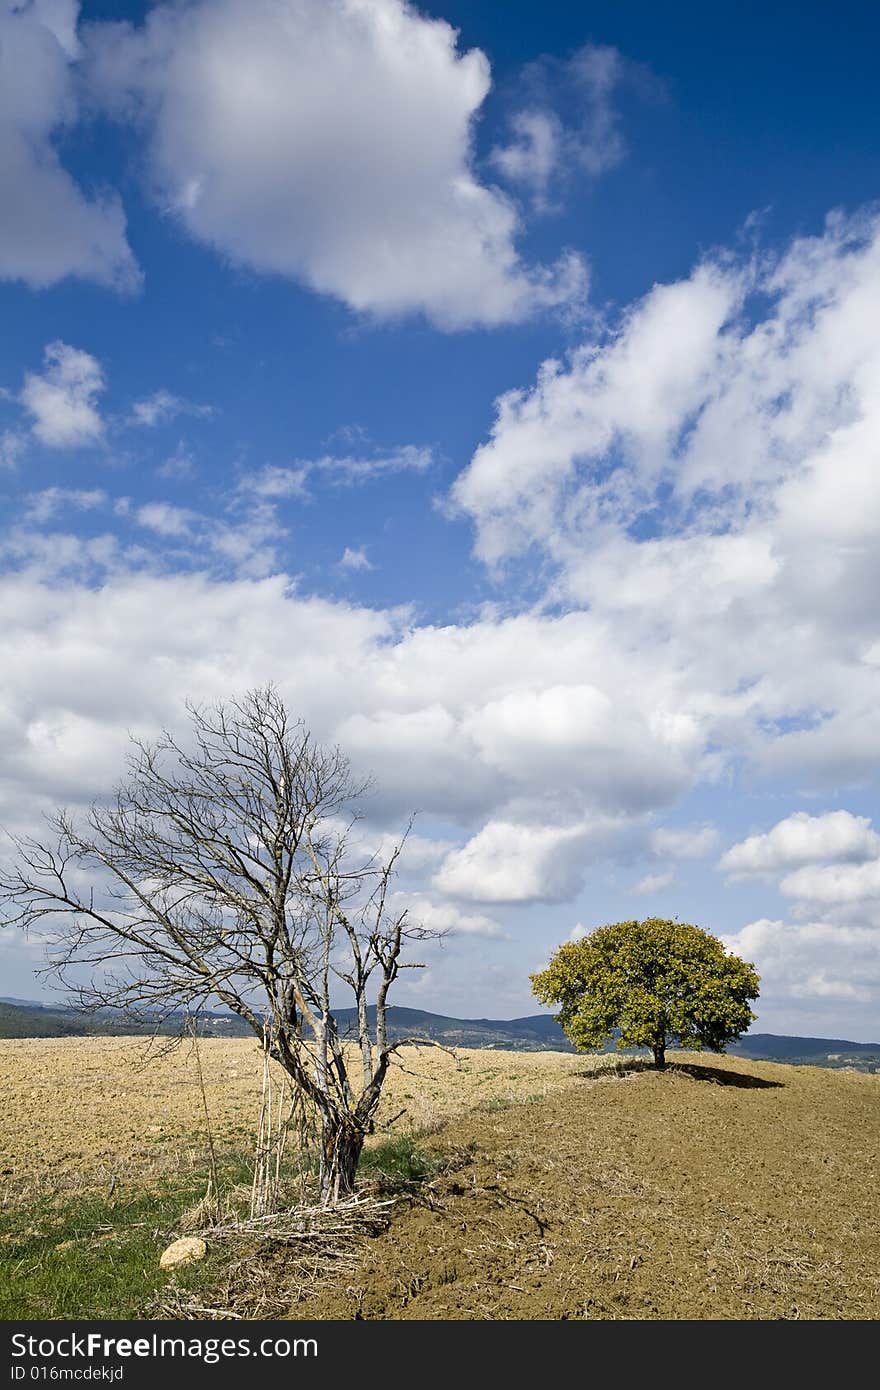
[0,1001,143,1039]
[295,1054,880,1320]
[0,998,876,1070]
[0,1000,243,1040]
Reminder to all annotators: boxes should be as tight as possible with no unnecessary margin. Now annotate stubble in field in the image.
[0,1035,595,1200]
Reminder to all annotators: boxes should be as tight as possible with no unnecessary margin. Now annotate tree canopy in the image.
[530,917,760,1068]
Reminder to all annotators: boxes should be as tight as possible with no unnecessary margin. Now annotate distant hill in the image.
[335,1005,572,1051]
[0,1000,240,1040]
[0,1001,141,1039]
[0,999,876,1070]
[727,1032,880,1069]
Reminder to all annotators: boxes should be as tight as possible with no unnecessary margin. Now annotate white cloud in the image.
[451,209,880,795]
[204,504,284,579]
[376,831,452,876]
[460,683,696,812]
[790,974,870,1002]
[25,488,107,523]
[157,443,195,480]
[780,859,880,906]
[650,824,719,860]
[339,546,372,572]
[632,870,674,895]
[20,342,106,447]
[243,466,310,502]
[433,818,606,904]
[10,487,288,580]
[452,260,742,566]
[0,0,139,291]
[0,542,877,1027]
[721,811,880,878]
[0,563,698,866]
[0,571,392,811]
[129,390,213,427]
[718,810,880,1033]
[491,44,629,209]
[131,498,284,577]
[0,431,26,470]
[392,893,503,939]
[135,502,195,538]
[243,446,434,500]
[723,918,880,1032]
[85,0,585,328]
[491,110,561,206]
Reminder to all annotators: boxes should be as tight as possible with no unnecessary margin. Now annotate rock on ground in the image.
[159,1236,207,1269]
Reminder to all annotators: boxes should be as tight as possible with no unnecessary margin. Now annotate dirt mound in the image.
[296,1056,880,1320]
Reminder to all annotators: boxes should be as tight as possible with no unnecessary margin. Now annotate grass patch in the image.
[1,1142,426,1319]
[357,1135,446,1186]
[0,1158,263,1320]
[0,1182,211,1319]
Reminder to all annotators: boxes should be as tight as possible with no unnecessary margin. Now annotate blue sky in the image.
[2,0,880,1040]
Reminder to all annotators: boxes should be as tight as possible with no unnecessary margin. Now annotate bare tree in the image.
[0,687,435,1202]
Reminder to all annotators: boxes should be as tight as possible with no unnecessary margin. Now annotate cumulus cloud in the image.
[84,0,586,328]
[0,560,700,872]
[718,810,880,1032]
[135,501,195,539]
[6,200,880,1027]
[720,811,880,878]
[452,210,880,791]
[451,260,742,565]
[433,817,622,904]
[723,917,880,1035]
[0,0,139,291]
[20,342,106,447]
[129,498,285,578]
[779,860,880,907]
[0,571,391,814]
[460,683,697,813]
[391,893,503,939]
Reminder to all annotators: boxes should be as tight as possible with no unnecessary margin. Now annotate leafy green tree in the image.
[531,917,759,1068]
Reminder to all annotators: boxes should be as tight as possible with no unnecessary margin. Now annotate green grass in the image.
[1,1140,457,1319]
[0,1157,261,1320]
[357,1135,447,1186]
[1,1185,199,1319]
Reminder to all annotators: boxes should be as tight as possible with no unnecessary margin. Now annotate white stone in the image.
[159,1236,207,1269]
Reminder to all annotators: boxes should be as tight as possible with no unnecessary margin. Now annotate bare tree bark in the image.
[0,686,437,1202]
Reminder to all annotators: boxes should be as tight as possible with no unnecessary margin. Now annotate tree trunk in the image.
[318,1115,364,1204]
[652,1041,666,1069]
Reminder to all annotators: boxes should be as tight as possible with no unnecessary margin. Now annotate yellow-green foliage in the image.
[531,918,760,1066]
